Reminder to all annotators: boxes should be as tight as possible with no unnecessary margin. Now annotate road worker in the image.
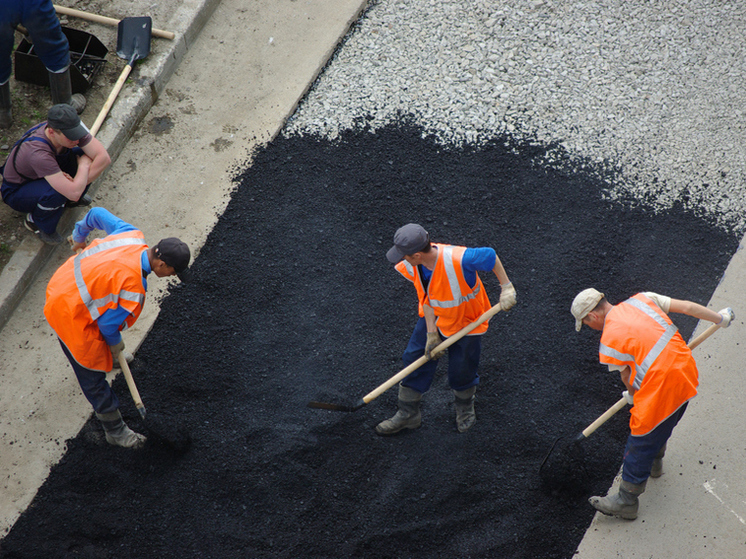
[376,223,516,435]
[571,288,734,519]
[44,207,191,448]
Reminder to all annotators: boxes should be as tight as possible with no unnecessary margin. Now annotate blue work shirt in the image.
[419,247,496,288]
[72,207,150,346]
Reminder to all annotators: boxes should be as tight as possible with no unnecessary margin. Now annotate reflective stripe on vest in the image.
[396,244,491,337]
[427,245,482,309]
[599,296,678,390]
[74,236,147,321]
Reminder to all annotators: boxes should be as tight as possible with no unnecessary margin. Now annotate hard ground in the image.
[0,1,743,557]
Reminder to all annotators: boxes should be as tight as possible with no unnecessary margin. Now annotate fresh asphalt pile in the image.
[0,123,737,558]
[2,0,744,557]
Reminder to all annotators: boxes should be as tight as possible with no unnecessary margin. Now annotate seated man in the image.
[1,104,110,244]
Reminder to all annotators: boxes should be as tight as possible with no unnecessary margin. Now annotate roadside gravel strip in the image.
[286,0,746,234]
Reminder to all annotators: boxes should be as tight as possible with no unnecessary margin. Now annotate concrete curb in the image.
[0,0,223,334]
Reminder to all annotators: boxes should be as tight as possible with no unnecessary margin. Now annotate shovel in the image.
[118,351,146,419]
[89,17,152,135]
[308,303,504,412]
[539,320,722,476]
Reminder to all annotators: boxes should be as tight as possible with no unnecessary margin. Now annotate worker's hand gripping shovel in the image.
[540,320,725,474]
[308,303,503,412]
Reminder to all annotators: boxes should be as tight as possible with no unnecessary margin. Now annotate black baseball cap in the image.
[154,237,192,282]
[47,104,89,141]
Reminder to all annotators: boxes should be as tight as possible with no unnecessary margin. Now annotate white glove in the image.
[425,331,445,360]
[622,390,634,405]
[500,282,517,311]
[717,307,735,328]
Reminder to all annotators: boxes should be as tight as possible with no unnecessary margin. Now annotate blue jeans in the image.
[622,402,688,484]
[0,0,70,84]
[59,339,119,415]
[400,316,482,394]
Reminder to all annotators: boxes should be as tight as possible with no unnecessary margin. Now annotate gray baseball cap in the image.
[386,223,430,263]
[47,104,89,141]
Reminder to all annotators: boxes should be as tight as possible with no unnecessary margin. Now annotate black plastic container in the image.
[14,27,107,94]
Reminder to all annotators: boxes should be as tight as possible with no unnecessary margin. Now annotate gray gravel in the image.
[285,0,746,234]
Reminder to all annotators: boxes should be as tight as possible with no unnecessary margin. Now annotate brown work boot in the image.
[375,384,422,435]
[96,410,146,449]
[589,479,647,520]
[453,386,477,432]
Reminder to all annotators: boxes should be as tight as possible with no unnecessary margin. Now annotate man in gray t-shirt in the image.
[1,104,110,244]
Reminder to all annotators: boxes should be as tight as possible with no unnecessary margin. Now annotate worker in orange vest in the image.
[571,288,734,519]
[376,223,516,435]
[44,207,191,448]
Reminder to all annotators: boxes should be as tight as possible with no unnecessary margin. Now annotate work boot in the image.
[0,81,11,128]
[650,443,666,478]
[96,410,146,449]
[453,386,477,433]
[375,384,422,436]
[48,68,86,114]
[589,479,647,520]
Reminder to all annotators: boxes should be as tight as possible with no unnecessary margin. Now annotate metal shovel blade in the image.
[116,16,152,64]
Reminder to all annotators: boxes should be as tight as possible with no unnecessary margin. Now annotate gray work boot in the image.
[375,384,422,436]
[650,443,666,478]
[0,81,11,128]
[453,386,477,433]
[96,410,146,449]
[48,68,86,114]
[589,479,647,520]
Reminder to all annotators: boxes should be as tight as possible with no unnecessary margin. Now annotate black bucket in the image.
[14,27,108,94]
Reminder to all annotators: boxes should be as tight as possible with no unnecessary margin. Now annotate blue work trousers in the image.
[1,149,83,234]
[0,0,70,84]
[400,316,482,394]
[59,339,119,415]
[622,402,688,485]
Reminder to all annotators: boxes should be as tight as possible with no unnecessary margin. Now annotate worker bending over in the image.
[571,288,734,519]
[45,207,191,448]
[377,223,516,435]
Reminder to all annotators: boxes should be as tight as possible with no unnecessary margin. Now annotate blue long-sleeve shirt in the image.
[73,208,151,346]
[418,247,496,288]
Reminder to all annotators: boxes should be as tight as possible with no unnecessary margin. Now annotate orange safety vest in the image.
[395,243,492,337]
[44,230,148,372]
[599,293,698,436]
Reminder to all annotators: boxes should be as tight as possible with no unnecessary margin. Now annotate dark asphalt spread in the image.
[0,123,738,559]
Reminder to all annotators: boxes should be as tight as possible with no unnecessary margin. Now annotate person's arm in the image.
[97,306,132,346]
[668,298,724,324]
[71,207,138,246]
[44,156,91,200]
[80,136,111,183]
[423,304,437,333]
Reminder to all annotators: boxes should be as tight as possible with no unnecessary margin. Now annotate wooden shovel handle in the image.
[89,64,132,136]
[54,5,175,40]
[581,320,723,437]
[362,303,503,404]
[118,351,146,418]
